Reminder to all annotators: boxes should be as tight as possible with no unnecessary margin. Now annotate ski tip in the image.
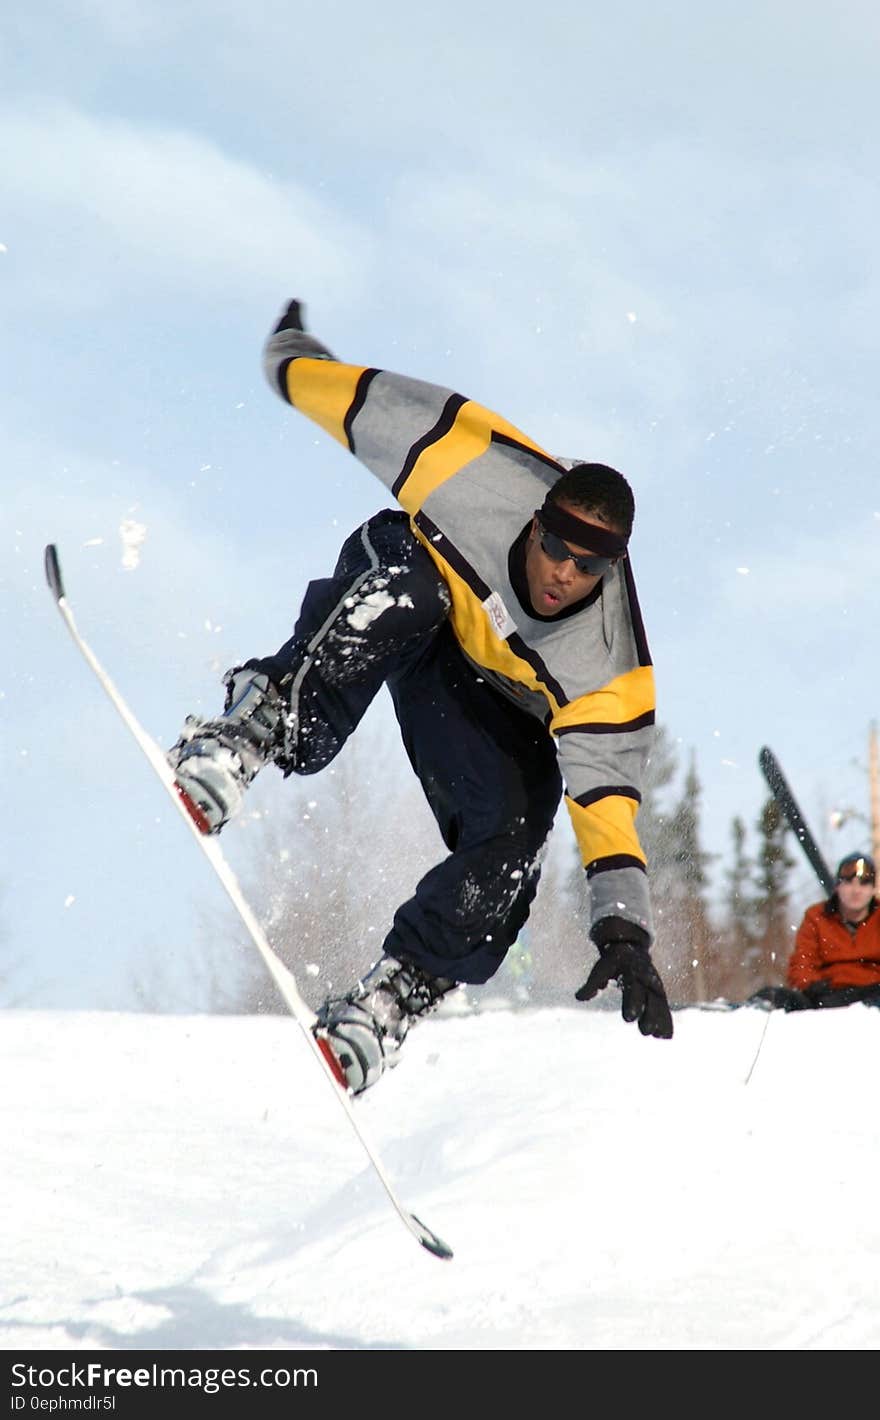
[410,1215,454,1261]
[758,747,780,778]
[44,543,64,602]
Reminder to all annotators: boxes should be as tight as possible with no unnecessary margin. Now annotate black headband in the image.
[536,497,629,557]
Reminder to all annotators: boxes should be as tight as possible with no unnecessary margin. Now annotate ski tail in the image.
[758,746,835,895]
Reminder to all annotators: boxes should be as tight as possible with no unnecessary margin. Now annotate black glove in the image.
[272,298,306,335]
[576,941,673,1039]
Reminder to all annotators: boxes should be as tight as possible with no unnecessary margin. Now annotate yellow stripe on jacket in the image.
[550,666,655,732]
[285,359,368,447]
[412,527,564,715]
[285,357,548,504]
[566,792,646,869]
[397,400,548,512]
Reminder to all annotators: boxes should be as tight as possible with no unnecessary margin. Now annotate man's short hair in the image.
[549,463,635,537]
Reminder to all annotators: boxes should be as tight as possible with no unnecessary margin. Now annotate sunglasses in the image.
[838,867,875,886]
[536,521,617,577]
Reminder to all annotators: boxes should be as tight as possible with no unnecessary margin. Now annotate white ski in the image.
[44,543,453,1261]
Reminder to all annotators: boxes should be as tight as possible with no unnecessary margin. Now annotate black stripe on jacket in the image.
[412,511,568,707]
[392,393,469,498]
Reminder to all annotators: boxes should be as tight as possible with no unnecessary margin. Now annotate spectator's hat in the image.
[836,851,876,882]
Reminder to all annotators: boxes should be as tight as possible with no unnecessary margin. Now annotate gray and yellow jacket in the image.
[263,301,655,947]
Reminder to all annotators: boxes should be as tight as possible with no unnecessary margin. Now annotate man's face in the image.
[523,501,622,616]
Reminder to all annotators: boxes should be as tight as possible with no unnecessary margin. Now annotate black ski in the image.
[758,746,834,895]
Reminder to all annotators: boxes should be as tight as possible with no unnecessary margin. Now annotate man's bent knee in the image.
[333,512,450,642]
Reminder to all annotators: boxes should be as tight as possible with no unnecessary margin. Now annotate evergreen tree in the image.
[752,796,797,986]
[718,814,761,999]
[650,748,716,1004]
[673,751,717,1000]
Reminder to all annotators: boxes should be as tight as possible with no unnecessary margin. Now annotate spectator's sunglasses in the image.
[535,519,618,577]
[838,862,875,886]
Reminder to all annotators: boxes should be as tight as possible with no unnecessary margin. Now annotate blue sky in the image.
[3,1,878,1007]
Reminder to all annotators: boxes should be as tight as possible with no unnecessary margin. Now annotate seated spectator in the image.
[752,852,880,1011]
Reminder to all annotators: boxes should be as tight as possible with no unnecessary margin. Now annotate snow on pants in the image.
[254,509,563,985]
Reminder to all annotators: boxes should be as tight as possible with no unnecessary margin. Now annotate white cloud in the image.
[0,101,371,310]
[57,0,170,44]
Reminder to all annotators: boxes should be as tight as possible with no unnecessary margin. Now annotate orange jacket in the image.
[787,898,880,990]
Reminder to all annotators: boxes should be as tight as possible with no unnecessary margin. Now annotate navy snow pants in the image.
[253,510,562,984]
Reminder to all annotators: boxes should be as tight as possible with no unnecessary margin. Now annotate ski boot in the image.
[167,667,284,833]
[315,955,458,1095]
